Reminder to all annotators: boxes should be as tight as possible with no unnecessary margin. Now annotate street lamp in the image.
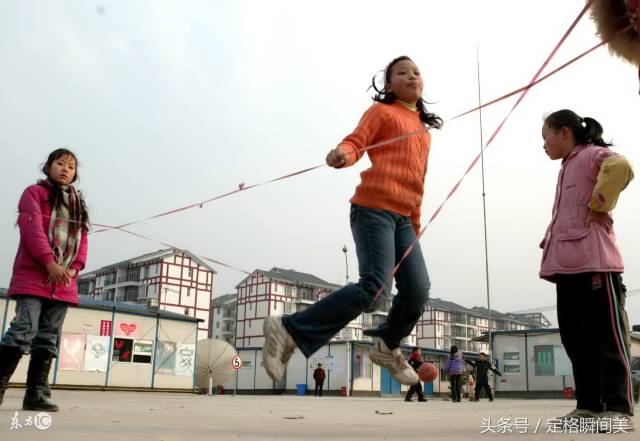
[342,245,349,284]
[342,244,351,397]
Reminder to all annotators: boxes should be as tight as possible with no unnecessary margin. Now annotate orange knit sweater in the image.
[338,101,431,232]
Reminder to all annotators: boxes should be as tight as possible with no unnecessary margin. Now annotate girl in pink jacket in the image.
[540,110,634,429]
[0,148,89,413]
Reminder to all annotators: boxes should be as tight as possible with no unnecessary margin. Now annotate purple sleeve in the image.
[69,230,88,272]
[17,185,55,267]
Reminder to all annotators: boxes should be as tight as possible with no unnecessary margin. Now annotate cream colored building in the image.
[1,292,200,391]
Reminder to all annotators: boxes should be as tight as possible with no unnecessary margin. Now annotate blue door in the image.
[380,367,401,396]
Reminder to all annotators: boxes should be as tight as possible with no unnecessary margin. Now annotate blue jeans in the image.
[283,205,430,357]
[1,296,68,355]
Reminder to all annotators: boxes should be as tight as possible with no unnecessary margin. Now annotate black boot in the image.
[0,345,23,406]
[22,350,58,412]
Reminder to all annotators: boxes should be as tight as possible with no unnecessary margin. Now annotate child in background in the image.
[444,345,464,402]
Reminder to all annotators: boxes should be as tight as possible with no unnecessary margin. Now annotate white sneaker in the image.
[600,411,635,432]
[368,340,419,385]
[262,317,297,382]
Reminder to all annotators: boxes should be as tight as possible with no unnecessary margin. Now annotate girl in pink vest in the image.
[540,110,634,429]
[0,148,89,413]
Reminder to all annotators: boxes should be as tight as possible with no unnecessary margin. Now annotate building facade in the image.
[417,298,551,353]
[212,293,237,345]
[233,267,417,349]
[78,249,216,340]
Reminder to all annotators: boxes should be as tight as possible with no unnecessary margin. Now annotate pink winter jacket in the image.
[539,145,628,282]
[7,184,88,305]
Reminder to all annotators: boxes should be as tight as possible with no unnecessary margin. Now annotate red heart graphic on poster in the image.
[119,323,137,335]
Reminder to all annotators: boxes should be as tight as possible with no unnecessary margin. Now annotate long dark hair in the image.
[370,55,443,129]
[450,345,458,356]
[42,148,90,230]
[544,109,611,147]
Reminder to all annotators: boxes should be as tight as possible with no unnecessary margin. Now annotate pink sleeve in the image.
[17,185,55,267]
[588,147,618,182]
[69,230,89,272]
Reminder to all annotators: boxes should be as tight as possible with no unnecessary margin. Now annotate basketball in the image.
[417,362,438,383]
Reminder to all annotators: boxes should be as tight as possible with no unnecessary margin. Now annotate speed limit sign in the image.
[232,355,242,370]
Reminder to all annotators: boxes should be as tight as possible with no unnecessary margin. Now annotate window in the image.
[188,268,193,278]
[216,322,220,329]
[104,272,116,285]
[126,267,140,282]
[125,286,138,302]
[534,345,555,376]
[186,287,191,297]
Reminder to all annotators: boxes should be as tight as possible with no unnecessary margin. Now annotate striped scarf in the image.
[41,180,83,269]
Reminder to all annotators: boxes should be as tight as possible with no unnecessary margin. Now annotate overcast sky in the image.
[1,1,639,328]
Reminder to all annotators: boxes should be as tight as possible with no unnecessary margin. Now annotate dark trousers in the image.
[405,382,424,401]
[1,296,68,355]
[556,272,633,415]
[284,205,430,356]
[314,381,324,396]
[450,374,462,402]
[475,381,493,400]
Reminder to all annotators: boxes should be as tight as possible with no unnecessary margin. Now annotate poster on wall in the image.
[100,320,112,336]
[175,343,196,377]
[155,341,177,375]
[113,338,133,362]
[114,321,141,338]
[84,335,110,372]
[59,333,86,371]
[502,346,521,375]
[133,339,153,364]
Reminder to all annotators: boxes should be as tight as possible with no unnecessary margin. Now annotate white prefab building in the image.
[1,292,200,391]
[78,248,216,340]
[221,342,476,398]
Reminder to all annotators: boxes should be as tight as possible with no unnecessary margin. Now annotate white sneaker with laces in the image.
[262,317,297,382]
[368,340,419,385]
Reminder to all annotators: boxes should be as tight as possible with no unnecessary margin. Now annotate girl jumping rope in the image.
[0,148,89,412]
[263,55,441,385]
[540,110,634,429]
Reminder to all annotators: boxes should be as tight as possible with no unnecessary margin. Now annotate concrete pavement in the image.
[0,390,636,440]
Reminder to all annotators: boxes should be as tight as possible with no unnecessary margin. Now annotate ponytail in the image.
[544,109,612,147]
